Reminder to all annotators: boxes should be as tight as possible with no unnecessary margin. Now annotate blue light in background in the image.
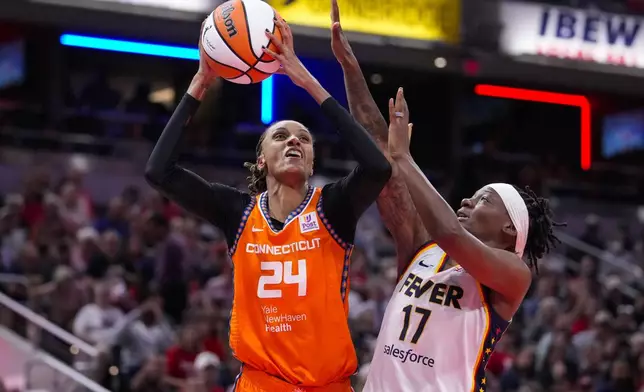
[261,76,274,124]
[59,33,274,123]
[60,34,199,60]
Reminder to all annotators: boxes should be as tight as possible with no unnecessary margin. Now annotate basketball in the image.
[201,0,283,84]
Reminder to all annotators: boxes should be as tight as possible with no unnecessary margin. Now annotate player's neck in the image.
[266,181,309,222]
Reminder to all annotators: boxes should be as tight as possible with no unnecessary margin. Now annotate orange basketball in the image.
[201,0,283,84]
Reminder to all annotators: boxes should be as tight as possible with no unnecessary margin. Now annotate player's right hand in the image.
[330,0,356,66]
[388,87,413,159]
[197,19,219,82]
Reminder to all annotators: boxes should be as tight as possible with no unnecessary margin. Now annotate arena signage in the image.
[265,0,461,43]
[500,1,644,68]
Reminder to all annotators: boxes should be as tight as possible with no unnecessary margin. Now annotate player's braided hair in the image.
[244,131,269,195]
[516,185,566,274]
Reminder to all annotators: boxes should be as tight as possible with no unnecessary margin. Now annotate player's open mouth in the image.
[285,148,303,159]
[456,211,468,221]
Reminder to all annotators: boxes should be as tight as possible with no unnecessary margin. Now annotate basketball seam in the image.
[213,7,253,69]
[202,48,246,75]
[243,67,270,78]
[255,9,278,65]
[240,0,262,64]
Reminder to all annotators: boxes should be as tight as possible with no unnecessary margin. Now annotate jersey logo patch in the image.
[419,259,431,268]
[299,212,319,233]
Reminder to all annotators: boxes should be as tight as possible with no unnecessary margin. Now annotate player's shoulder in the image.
[212,182,253,208]
[411,241,443,258]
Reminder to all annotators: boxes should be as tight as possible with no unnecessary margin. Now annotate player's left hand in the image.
[330,0,357,66]
[387,87,413,159]
[264,18,314,88]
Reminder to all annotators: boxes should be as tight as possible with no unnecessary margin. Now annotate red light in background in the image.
[474,84,592,171]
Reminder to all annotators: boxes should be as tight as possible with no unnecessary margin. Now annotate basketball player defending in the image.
[331,2,563,391]
[146,18,391,392]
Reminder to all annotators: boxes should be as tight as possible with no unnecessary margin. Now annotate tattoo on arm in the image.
[343,64,389,144]
[377,174,431,276]
[342,62,429,274]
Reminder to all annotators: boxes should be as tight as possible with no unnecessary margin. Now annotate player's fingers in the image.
[388,97,395,123]
[265,29,286,53]
[401,89,409,117]
[331,0,340,23]
[262,47,284,63]
[273,18,292,48]
[394,87,404,112]
[408,123,414,140]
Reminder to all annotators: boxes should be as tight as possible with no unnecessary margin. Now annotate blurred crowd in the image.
[0,157,642,392]
[0,72,643,392]
[0,165,238,392]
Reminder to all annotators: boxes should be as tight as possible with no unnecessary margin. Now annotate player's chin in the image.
[276,164,309,181]
[458,218,472,230]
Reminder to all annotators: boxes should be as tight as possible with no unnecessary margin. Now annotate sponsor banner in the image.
[266,0,461,43]
[500,1,644,68]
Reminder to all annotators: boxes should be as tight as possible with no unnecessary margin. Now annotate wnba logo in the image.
[299,212,320,233]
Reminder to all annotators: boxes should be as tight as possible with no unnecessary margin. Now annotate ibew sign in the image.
[500,1,644,68]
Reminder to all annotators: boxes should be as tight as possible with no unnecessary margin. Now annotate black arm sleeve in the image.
[318,98,392,244]
[144,94,251,246]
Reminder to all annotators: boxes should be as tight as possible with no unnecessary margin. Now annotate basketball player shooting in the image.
[146,17,391,392]
[331,2,563,391]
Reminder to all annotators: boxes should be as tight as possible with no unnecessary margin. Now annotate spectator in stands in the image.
[72,282,125,347]
[118,297,174,385]
[187,352,225,392]
[0,194,27,268]
[144,213,187,324]
[95,197,130,238]
[59,181,92,230]
[130,355,169,392]
[122,185,142,218]
[165,323,203,388]
[194,313,226,363]
[20,169,50,228]
[36,265,86,331]
[31,193,69,248]
[74,227,106,278]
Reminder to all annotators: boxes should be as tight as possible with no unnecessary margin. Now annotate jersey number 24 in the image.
[257,260,307,298]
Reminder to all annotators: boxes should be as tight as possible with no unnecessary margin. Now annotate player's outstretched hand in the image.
[189,19,220,100]
[263,18,314,89]
[388,87,413,159]
[197,19,218,82]
[330,0,356,66]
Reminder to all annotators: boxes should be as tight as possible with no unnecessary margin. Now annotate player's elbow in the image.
[373,158,393,182]
[512,262,533,297]
[144,162,164,189]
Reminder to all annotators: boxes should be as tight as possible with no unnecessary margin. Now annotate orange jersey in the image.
[229,187,357,386]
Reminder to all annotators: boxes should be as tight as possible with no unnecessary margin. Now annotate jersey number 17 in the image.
[399,305,432,344]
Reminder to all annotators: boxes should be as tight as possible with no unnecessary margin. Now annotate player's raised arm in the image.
[387,88,532,307]
[264,18,392,191]
[145,22,249,241]
[330,0,429,274]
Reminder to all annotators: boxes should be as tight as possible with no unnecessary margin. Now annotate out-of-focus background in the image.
[0,0,644,391]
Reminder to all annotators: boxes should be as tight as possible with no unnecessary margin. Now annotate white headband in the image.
[487,183,529,258]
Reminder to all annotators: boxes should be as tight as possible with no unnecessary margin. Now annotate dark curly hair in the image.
[243,131,269,195]
[516,185,566,274]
